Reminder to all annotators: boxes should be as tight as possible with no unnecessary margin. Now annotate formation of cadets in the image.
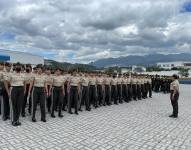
[151,75,173,94]
[0,62,153,126]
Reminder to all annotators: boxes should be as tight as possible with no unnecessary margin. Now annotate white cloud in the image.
[0,0,190,63]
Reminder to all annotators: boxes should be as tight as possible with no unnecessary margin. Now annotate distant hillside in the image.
[90,53,191,68]
[45,59,96,72]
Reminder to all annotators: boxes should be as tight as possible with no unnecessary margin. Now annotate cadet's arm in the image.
[77,82,80,95]
[172,86,177,98]
[67,81,70,93]
[49,83,52,96]
[24,80,27,94]
[62,82,65,96]
[4,80,10,96]
[44,82,48,96]
[28,80,34,96]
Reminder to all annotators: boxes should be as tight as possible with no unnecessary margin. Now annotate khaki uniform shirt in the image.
[111,78,117,85]
[117,78,122,85]
[32,74,46,87]
[131,78,137,84]
[137,79,141,85]
[170,80,179,93]
[69,76,80,86]
[81,77,89,87]
[89,77,97,85]
[97,77,104,85]
[52,75,65,87]
[104,78,111,85]
[5,72,26,86]
[127,78,131,84]
[121,78,126,85]
[24,73,33,84]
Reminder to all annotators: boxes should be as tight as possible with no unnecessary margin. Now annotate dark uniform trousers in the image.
[46,85,51,112]
[132,84,137,100]
[2,86,10,119]
[122,84,127,102]
[32,87,46,120]
[105,85,111,105]
[137,84,142,100]
[22,84,32,115]
[0,82,4,115]
[148,83,152,98]
[80,86,90,110]
[117,84,122,103]
[10,86,24,123]
[97,85,103,105]
[170,91,179,117]
[63,83,68,110]
[89,85,97,107]
[52,87,64,116]
[111,85,117,104]
[163,81,168,93]
[69,86,78,113]
[141,84,145,99]
[127,84,132,101]
[144,83,148,98]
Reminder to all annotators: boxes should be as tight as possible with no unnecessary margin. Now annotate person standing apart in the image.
[169,74,180,118]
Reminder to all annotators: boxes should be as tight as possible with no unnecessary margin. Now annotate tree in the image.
[178,68,189,77]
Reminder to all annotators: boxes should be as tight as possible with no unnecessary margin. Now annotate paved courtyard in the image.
[0,84,191,150]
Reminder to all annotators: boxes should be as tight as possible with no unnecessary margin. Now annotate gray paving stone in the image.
[0,84,190,150]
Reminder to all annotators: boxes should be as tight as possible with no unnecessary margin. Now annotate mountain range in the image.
[90,53,191,68]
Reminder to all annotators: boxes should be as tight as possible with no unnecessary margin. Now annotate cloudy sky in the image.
[0,0,191,63]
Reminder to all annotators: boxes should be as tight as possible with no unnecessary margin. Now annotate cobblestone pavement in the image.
[0,84,191,150]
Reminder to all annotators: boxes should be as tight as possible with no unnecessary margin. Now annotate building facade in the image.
[157,61,191,69]
[0,49,44,65]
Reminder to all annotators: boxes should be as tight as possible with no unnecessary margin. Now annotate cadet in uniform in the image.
[4,62,26,126]
[2,62,11,120]
[80,73,91,111]
[122,75,127,102]
[140,76,145,99]
[131,75,137,101]
[68,72,80,115]
[126,75,132,102]
[45,67,53,113]
[104,75,111,105]
[117,75,122,104]
[169,74,179,118]
[89,73,98,108]
[0,62,5,116]
[30,64,47,122]
[51,68,65,118]
[97,74,104,106]
[111,75,118,104]
[137,76,142,100]
[147,76,152,98]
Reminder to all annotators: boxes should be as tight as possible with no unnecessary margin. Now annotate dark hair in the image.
[55,67,62,72]
[5,62,11,67]
[16,62,21,66]
[26,64,32,69]
[36,64,43,69]
[172,74,179,79]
